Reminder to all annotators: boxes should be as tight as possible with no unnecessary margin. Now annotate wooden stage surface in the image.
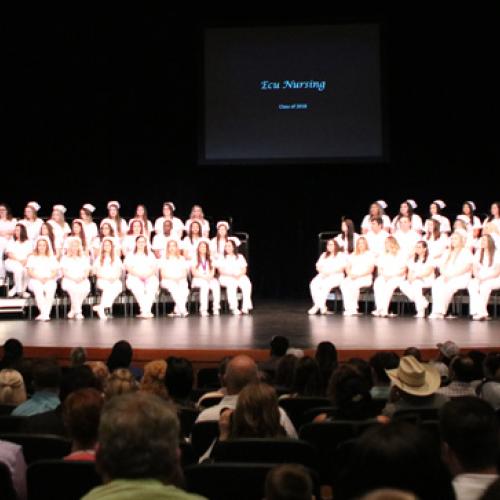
[1,301,499,365]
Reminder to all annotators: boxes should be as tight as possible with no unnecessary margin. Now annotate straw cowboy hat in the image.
[386,356,441,397]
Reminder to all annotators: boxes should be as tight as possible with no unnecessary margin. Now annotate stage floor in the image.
[1,301,499,358]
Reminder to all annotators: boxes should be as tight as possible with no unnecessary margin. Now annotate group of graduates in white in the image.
[309,199,500,321]
[0,201,252,321]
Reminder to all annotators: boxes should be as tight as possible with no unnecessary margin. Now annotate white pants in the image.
[191,277,221,313]
[373,276,405,315]
[161,278,189,314]
[96,278,123,310]
[61,278,90,315]
[28,279,57,318]
[399,278,433,314]
[5,259,28,294]
[340,275,373,314]
[309,273,344,310]
[0,237,6,279]
[219,275,253,312]
[468,277,500,317]
[431,275,471,315]
[126,275,159,314]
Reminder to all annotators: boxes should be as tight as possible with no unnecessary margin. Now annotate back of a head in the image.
[449,355,476,383]
[70,347,87,367]
[336,421,452,500]
[96,392,180,483]
[291,357,323,397]
[348,357,373,388]
[105,368,138,400]
[1,338,23,361]
[270,336,290,357]
[63,388,104,449]
[315,341,338,370]
[274,354,299,389]
[359,489,418,500]
[232,382,284,439]
[370,352,400,385]
[440,397,499,472]
[107,341,133,372]
[224,354,258,394]
[165,357,193,400]
[33,360,62,392]
[403,347,422,362]
[483,352,500,380]
[140,359,168,400]
[467,350,486,380]
[60,365,99,402]
[85,361,110,392]
[0,368,27,405]
[265,464,313,500]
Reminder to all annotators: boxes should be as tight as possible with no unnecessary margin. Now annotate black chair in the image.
[179,441,197,469]
[185,462,321,500]
[0,405,16,416]
[0,416,26,433]
[301,406,337,426]
[0,462,17,500]
[178,408,199,438]
[197,368,220,389]
[0,433,71,464]
[211,438,318,472]
[27,459,102,500]
[197,395,224,409]
[190,420,220,459]
[299,420,381,484]
[393,408,440,423]
[278,397,331,430]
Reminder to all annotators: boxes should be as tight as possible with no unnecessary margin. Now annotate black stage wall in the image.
[3,8,499,298]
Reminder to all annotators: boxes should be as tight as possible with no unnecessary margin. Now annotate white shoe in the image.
[445,314,457,320]
[168,312,180,317]
[371,310,381,317]
[232,309,241,315]
[180,311,189,318]
[308,306,319,315]
[241,308,249,315]
[35,314,44,321]
[67,311,76,319]
[428,313,444,319]
[21,292,31,299]
[320,307,329,315]
[213,310,220,316]
[414,311,426,318]
[143,312,154,319]
[75,313,84,320]
[136,312,146,318]
[200,311,209,317]
[8,287,17,298]
[343,311,354,317]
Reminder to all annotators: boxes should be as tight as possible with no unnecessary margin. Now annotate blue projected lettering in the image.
[260,80,327,92]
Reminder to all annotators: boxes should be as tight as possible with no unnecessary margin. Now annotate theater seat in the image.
[0,462,16,500]
[0,433,71,464]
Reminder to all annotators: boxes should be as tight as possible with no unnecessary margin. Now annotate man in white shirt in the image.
[440,397,498,500]
[393,216,420,259]
[365,217,388,258]
[195,354,297,439]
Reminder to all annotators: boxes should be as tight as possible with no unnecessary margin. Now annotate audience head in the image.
[140,359,168,400]
[315,341,338,378]
[359,490,418,500]
[336,421,453,500]
[165,357,194,402]
[33,359,62,394]
[448,355,476,383]
[218,356,232,387]
[291,357,323,397]
[1,338,23,362]
[328,364,373,419]
[0,369,27,405]
[223,355,258,395]
[105,368,138,400]
[467,350,487,381]
[107,341,133,373]
[347,357,373,389]
[85,361,110,392]
[403,347,422,362]
[70,347,87,367]
[265,464,313,500]
[96,393,180,483]
[370,352,400,386]
[274,355,299,390]
[440,397,499,475]
[270,336,290,357]
[231,382,284,439]
[63,388,104,450]
[437,341,460,364]
[483,352,500,380]
[60,365,99,402]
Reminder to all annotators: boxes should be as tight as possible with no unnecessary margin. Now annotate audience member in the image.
[165,357,195,408]
[104,368,138,400]
[369,352,400,401]
[0,369,27,407]
[467,350,487,382]
[70,346,88,367]
[140,359,168,400]
[315,341,338,392]
[0,338,32,391]
[282,357,323,398]
[86,361,110,393]
[432,341,460,378]
[106,341,142,380]
[259,336,290,382]
[360,489,418,500]
[0,439,27,500]
[437,355,477,398]
[196,356,231,408]
[63,388,104,461]
[12,360,61,416]
[82,393,205,500]
[265,464,313,500]
[476,352,500,409]
[403,347,422,362]
[440,397,499,500]
[274,354,299,394]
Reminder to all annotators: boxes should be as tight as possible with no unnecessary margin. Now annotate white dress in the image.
[217,254,253,312]
[373,252,408,315]
[60,255,91,316]
[124,253,159,315]
[26,254,60,319]
[340,251,375,315]
[94,256,124,311]
[4,239,33,294]
[191,258,221,313]
[154,217,185,239]
[159,256,190,315]
[309,252,347,310]
[468,251,500,318]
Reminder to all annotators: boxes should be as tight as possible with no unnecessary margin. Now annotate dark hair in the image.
[480,234,496,267]
[265,464,313,500]
[291,357,323,397]
[0,203,13,220]
[347,358,373,388]
[96,393,180,482]
[336,421,454,500]
[394,202,415,229]
[370,352,400,385]
[426,218,441,241]
[486,202,500,222]
[189,220,202,242]
[274,355,299,390]
[467,350,486,381]
[270,336,290,357]
[315,341,338,389]
[449,355,476,383]
[371,216,383,227]
[341,218,355,254]
[1,339,23,361]
[14,223,28,242]
[440,397,499,471]
[60,365,99,402]
[99,223,115,238]
[63,388,103,449]
[462,201,476,225]
[33,360,62,391]
[70,219,87,251]
[107,341,133,373]
[414,240,429,263]
[164,357,193,401]
[403,347,422,362]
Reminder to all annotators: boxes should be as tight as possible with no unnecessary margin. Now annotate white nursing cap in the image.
[433,199,446,209]
[107,201,120,210]
[82,203,96,213]
[27,201,41,212]
[228,236,241,247]
[163,201,176,211]
[406,199,417,209]
[465,200,476,211]
[376,200,388,209]
[100,218,115,227]
[53,204,67,214]
[217,221,230,229]
[456,215,470,224]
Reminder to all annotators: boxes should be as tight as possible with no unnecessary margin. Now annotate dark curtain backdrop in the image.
[3,8,499,298]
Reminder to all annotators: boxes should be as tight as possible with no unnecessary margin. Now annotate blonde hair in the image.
[140,360,169,400]
[355,236,369,255]
[0,369,27,405]
[385,236,400,254]
[105,368,138,400]
[85,361,110,392]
